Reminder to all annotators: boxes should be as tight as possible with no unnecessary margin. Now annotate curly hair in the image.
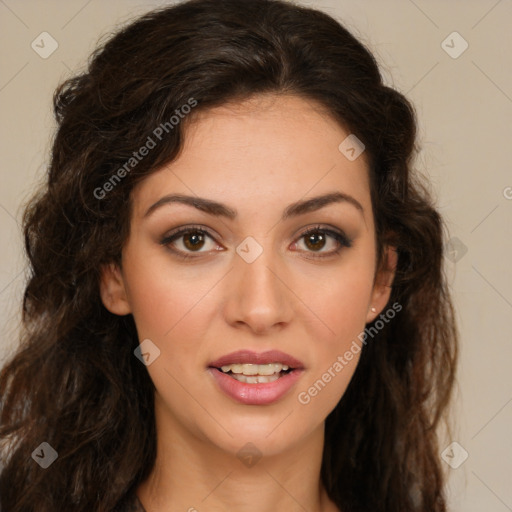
[0,0,458,510]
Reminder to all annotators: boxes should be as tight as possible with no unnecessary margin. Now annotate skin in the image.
[100,94,395,512]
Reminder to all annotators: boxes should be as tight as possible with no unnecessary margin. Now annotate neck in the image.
[136,410,338,512]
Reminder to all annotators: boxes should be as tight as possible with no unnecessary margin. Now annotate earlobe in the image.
[366,246,398,323]
[99,263,132,315]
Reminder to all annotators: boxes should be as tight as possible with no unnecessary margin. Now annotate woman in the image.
[0,0,458,510]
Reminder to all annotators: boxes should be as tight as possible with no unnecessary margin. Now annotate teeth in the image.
[220,363,290,376]
[230,374,281,384]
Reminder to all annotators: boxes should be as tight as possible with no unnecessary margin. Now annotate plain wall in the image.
[1,1,511,510]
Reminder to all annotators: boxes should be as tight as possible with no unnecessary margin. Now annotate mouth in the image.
[208,349,304,383]
[214,362,294,384]
[207,350,305,405]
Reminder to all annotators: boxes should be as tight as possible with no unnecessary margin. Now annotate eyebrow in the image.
[143,191,364,220]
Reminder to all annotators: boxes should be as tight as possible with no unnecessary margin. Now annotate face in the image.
[100,94,394,458]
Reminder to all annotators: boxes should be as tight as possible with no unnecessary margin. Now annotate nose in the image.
[222,247,293,335]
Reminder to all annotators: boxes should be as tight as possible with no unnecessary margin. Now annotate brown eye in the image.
[293,226,352,258]
[304,231,327,251]
[160,226,220,257]
[183,231,206,251]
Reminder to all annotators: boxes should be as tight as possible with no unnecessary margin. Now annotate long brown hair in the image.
[0,1,458,510]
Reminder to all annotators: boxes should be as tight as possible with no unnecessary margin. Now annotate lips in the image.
[209,349,305,369]
[208,349,305,405]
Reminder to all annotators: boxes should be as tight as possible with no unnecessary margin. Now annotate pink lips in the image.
[209,349,305,369]
[208,349,305,406]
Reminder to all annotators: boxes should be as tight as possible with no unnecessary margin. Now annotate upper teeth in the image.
[220,363,289,376]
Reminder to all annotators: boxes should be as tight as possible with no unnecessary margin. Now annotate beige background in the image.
[1,0,511,510]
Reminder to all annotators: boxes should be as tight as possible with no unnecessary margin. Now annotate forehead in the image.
[131,94,371,220]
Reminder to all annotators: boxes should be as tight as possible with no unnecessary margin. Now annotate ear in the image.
[366,246,398,323]
[99,263,132,315]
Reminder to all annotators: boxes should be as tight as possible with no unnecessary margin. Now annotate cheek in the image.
[291,249,375,408]
[311,272,372,333]
[122,248,219,342]
[298,248,376,343]
[293,281,367,422]
[296,353,360,416]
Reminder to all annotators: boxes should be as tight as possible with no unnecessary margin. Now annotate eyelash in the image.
[160,224,352,260]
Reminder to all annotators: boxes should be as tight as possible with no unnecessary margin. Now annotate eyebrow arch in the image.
[143,191,364,220]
